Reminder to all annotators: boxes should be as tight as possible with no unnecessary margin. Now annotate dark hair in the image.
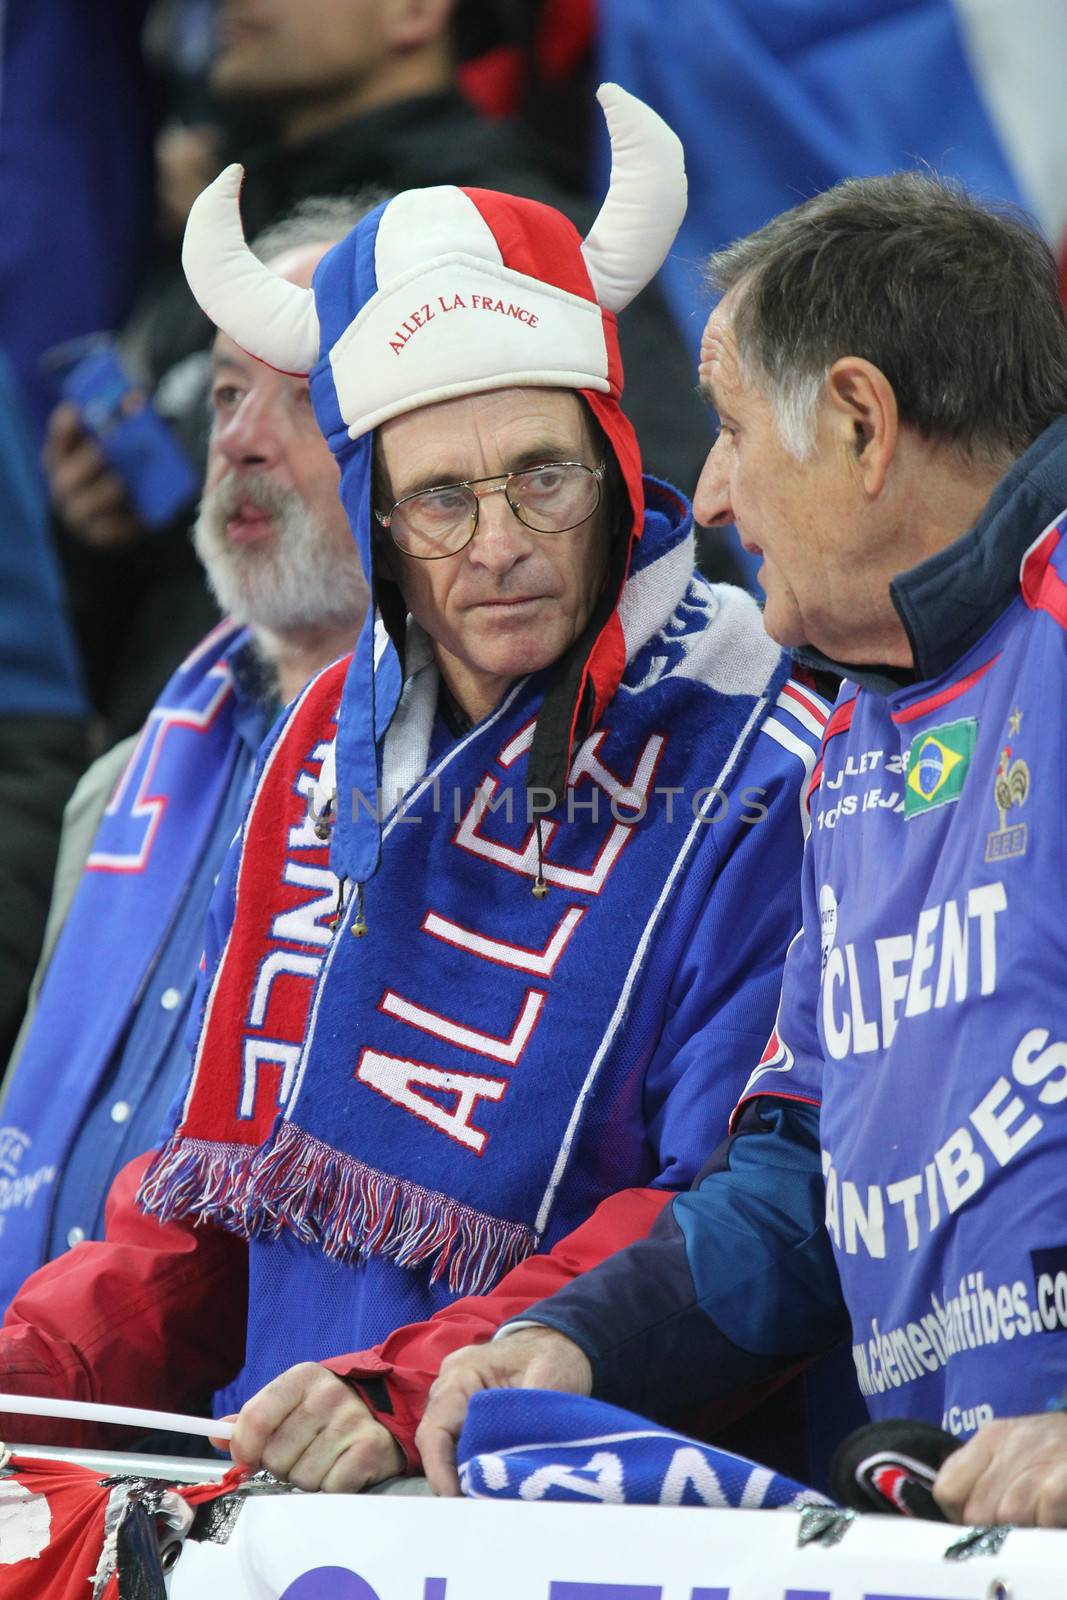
[707,171,1067,467]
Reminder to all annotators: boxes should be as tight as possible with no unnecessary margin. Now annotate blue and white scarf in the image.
[141,492,789,1298]
[458,1390,831,1508]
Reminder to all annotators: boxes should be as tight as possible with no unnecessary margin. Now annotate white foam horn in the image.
[580,83,687,314]
[182,163,321,374]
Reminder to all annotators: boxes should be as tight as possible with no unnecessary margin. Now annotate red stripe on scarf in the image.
[139,656,349,1225]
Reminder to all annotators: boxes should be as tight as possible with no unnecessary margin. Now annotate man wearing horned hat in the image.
[0,88,830,1488]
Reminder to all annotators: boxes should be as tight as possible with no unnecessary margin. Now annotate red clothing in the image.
[0,1153,667,1464]
[0,1155,246,1450]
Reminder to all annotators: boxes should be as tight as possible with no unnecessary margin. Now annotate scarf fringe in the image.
[145,1122,536,1296]
[137,1136,265,1233]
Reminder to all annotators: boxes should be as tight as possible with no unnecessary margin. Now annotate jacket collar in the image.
[796,415,1067,694]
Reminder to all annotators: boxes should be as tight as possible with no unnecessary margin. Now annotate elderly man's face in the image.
[693,301,862,653]
[377,389,612,710]
[195,245,368,635]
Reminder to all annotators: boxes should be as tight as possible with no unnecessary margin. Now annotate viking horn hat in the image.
[182,83,686,432]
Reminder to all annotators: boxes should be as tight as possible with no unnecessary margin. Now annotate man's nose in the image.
[692,440,733,527]
[467,486,534,572]
[215,392,283,470]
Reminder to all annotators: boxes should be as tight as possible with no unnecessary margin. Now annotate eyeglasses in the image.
[375,460,606,560]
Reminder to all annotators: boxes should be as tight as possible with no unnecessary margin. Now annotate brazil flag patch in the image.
[904,717,977,818]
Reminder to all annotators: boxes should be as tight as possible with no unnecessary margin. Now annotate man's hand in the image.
[220,1362,405,1492]
[934,1413,1067,1526]
[415,1327,593,1497]
[43,402,144,549]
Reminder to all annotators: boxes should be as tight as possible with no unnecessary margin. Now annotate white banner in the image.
[168,1494,1067,1600]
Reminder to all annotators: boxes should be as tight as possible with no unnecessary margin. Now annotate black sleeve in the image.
[0,714,89,1065]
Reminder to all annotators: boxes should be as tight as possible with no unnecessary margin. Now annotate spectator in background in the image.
[0,354,90,1062]
[44,0,719,747]
[0,204,371,1311]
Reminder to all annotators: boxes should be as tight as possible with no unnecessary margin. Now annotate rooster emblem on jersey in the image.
[985,718,1030,862]
[994,745,1029,832]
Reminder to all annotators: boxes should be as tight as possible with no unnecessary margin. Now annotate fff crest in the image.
[984,707,1029,863]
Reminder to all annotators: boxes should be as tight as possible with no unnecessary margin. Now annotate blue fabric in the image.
[212,685,823,1417]
[813,569,1067,1436]
[0,353,87,718]
[46,728,260,1256]
[0,0,155,437]
[593,0,1026,585]
[739,420,1067,1435]
[0,624,268,1307]
[519,1100,847,1421]
[457,1389,829,1507]
[595,0,1025,359]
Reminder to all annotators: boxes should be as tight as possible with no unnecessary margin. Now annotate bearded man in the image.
[0,209,370,1311]
[0,89,830,1488]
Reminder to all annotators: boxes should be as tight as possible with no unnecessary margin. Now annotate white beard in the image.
[193,471,368,634]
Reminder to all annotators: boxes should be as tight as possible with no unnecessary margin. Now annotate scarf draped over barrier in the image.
[457,1389,831,1508]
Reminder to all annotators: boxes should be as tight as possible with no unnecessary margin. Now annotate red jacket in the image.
[0,1152,669,1464]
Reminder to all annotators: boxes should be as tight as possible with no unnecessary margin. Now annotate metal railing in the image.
[5,1441,227,1483]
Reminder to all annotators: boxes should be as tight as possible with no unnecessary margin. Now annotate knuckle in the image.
[324,1454,367,1495]
[261,1442,297,1480]
[932,1472,958,1513]
[286,1462,323,1493]
[961,1492,987,1527]
[1035,1465,1067,1527]
[999,1479,1033,1524]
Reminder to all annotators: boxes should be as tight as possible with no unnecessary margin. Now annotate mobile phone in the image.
[60,345,199,529]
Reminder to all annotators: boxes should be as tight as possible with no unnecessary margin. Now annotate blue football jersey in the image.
[751,513,1067,1438]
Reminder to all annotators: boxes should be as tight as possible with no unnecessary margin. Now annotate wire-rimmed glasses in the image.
[375,459,606,560]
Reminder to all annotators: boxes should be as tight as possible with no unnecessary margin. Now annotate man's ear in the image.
[825,357,898,497]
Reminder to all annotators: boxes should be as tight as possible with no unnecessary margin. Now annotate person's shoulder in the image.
[69,734,139,822]
[1019,512,1067,639]
[740,674,827,824]
[762,675,831,757]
